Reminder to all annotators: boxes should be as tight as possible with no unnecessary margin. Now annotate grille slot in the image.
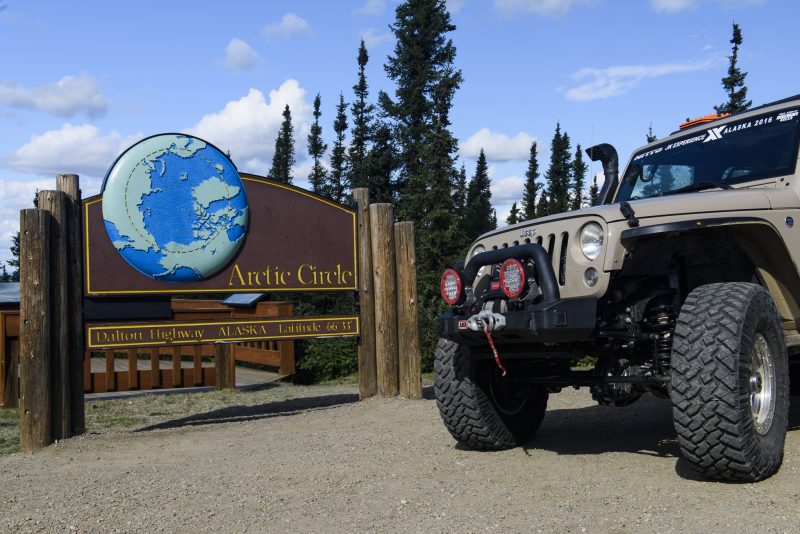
[558,232,569,286]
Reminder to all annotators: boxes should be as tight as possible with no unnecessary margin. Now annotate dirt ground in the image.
[1,385,799,533]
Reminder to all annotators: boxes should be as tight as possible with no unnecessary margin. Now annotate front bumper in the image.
[439,242,597,346]
[438,297,597,346]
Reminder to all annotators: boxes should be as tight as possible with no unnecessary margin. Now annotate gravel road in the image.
[2,385,799,533]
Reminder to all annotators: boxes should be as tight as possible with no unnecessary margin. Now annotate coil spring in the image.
[648,303,675,372]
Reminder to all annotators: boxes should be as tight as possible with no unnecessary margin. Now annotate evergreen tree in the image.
[0,263,8,283]
[589,174,599,206]
[506,202,520,225]
[7,190,37,282]
[348,39,375,191]
[453,163,467,222]
[545,124,572,215]
[521,141,539,220]
[380,0,463,369]
[536,191,549,217]
[714,23,752,115]
[366,122,396,203]
[267,104,295,183]
[571,144,587,211]
[307,94,328,195]
[463,149,496,240]
[327,94,349,203]
[646,124,657,143]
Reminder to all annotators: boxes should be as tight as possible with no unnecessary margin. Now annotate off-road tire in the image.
[434,338,548,450]
[671,283,789,481]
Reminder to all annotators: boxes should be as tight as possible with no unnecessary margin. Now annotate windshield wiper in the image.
[663,181,732,196]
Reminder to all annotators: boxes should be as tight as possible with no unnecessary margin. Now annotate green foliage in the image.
[571,144,587,210]
[349,39,375,192]
[308,94,328,194]
[267,105,295,183]
[646,124,657,143]
[714,23,752,115]
[327,94,349,203]
[521,141,539,221]
[366,122,396,203]
[545,124,572,215]
[589,173,599,206]
[381,0,463,369]
[463,149,496,240]
[295,337,358,384]
[506,202,520,225]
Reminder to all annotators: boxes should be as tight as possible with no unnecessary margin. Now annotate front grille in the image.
[493,232,569,287]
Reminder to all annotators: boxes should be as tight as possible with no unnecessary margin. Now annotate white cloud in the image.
[262,13,313,40]
[448,0,467,14]
[187,80,312,168]
[0,175,102,265]
[651,0,765,13]
[491,174,525,203]
[0,74,108,118]
[360,28,392,50]
[220,38,260,71]
[564,59,714,101]
[356,0,387,15]
[6,123,139,178]
[460,128,537,162]
[494,0,594,17]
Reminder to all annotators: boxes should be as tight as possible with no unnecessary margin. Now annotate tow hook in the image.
[467,311,506,332]
[467,311,508,377]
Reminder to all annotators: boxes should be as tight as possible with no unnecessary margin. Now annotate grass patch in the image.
[0,409,20,454]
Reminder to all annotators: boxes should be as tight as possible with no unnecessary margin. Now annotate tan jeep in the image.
[435,95,800,482]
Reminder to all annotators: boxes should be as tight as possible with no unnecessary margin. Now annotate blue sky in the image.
[0,0,797,266]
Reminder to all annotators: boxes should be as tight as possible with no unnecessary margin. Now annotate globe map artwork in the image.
[102,134,249,283]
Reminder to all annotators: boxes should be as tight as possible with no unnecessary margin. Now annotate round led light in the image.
[500,259,526,299]
[584,267,599,287]
[580,222,604,261]
[441,269,463,305]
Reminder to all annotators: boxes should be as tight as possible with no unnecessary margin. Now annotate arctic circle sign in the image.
[102,134,249,283]
[83,134,357,296]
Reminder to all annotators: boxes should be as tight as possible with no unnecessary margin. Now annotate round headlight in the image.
[470,244,486,258]
[580,222,604,261]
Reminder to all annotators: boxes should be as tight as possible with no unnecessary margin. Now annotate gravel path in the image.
[2,386,799,533]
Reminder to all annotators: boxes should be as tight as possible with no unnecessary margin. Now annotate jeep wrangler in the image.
[435,94,800,481]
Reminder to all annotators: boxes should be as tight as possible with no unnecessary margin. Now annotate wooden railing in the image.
[0,300,295,401]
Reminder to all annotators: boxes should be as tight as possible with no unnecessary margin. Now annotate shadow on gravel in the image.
[523,394,679,458]
[135,393,359,432]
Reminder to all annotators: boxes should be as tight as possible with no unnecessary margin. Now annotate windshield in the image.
[616,107,800,202]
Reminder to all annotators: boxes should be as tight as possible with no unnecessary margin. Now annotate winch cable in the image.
[483,322,507,377]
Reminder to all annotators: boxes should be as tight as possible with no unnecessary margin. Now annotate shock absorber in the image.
[647,301,676,372]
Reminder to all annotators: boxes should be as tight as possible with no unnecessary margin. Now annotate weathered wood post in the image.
[56,174,85,435]
[19,208,52,451]
[353,188,377,398]
[369,203,399,397]
[37,190,71,440]
[394,222,422,399]
[215,342,235,389]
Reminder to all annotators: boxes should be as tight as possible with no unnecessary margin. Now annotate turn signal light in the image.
[500,259,526,299]
[441,269,463,305]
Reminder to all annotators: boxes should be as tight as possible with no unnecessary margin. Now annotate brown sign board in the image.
[86,315,360,350]
[83,173,357,296]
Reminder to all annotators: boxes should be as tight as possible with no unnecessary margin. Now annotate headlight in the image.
[470,244,485,258]
[580,222,604,261]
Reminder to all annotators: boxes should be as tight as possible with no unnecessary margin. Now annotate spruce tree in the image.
[589,174,599,206]
[646,124,657,143]
[537,192,549,217]
[571,143,587,211]
[381,0,463,369]
[267,104,295,183]
[463,149,496,240]
[327,94,349,203]
[366,122,395,203]
[714,23,752,115]
[307,94,328,195]
[0,263,9,283]
[521,141,539,220]
[545,124,572,215]
[349,39,375,191]
[506,202,520,225]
